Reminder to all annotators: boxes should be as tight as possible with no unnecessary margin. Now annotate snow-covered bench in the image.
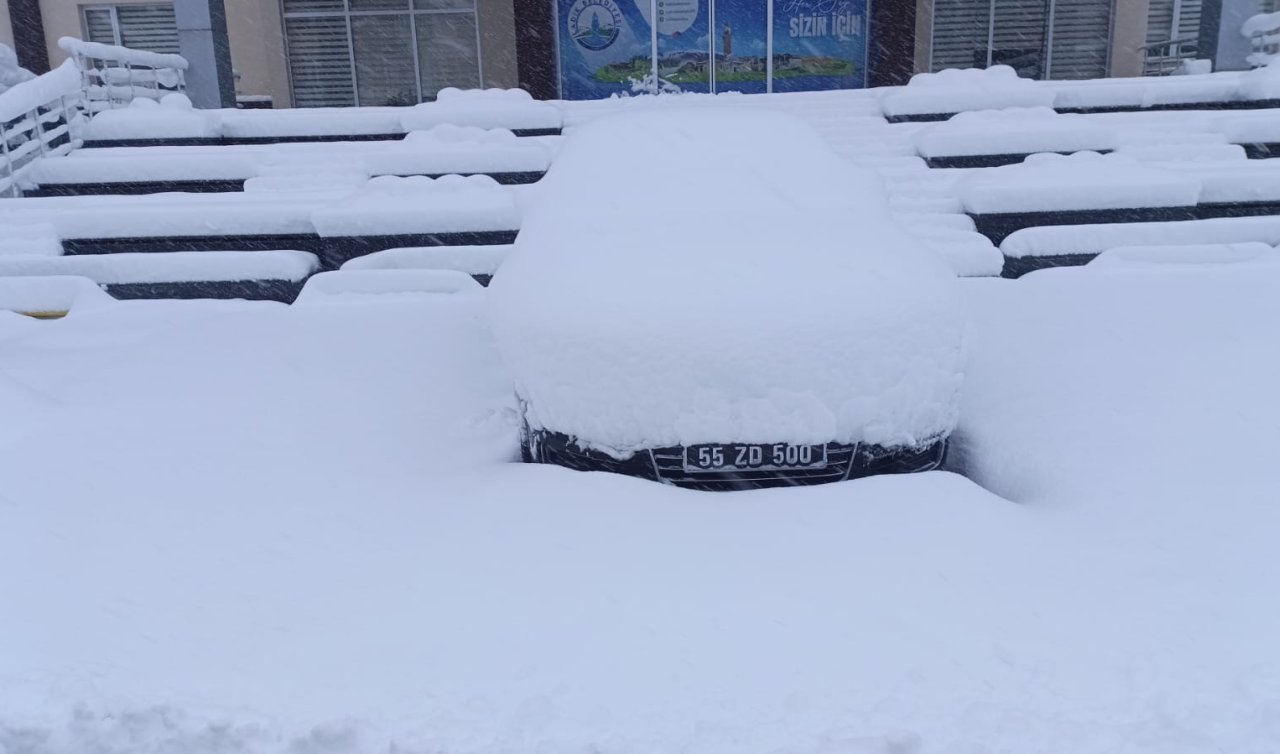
[0,175,520,269]
[998,215,1280,277]
[22,125,554,196]
[0,249,318,302]
[79,87,564,148]
[340,244,511,285]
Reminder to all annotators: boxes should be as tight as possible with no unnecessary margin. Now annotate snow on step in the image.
[340,245,510,276]
[1211,111,1280,144]
[367,126,552,175]
[294,269,480,304]
[310,175,519,237]
[0,223,61,256]
[400,88,562,132]
[906,226,1004,277]
[0,250,318,284]
[1001,216,1280,258]
[915,108,1117,158]
[0,275,113,314]
[961,152,1202,215]
[1162,161,1280,204]
[1088,243,1280,269]
[26,153,260,184]
[218,107,405,138]
[0,177,519,240]
[880,66,1056,119]
[81,94,220,141]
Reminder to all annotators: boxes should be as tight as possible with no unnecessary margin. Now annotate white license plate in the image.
[682,443,828,473]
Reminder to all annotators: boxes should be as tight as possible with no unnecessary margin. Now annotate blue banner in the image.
[556,0,868,99]
[771,0,868,91]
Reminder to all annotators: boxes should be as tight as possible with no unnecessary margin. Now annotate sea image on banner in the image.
[771,0,867,91]
[559,0,655,99]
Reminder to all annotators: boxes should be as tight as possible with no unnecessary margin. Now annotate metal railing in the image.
[0,39,188,198]
[1243,12,1280,68]
[1140,37,1200,76]
[57,37,188,112]
[0,61,85,198]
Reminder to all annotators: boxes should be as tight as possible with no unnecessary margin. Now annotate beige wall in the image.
[225,0,291,106]
[477,0,517,88]
[1109,0,1151,77]
[35,0,518,107]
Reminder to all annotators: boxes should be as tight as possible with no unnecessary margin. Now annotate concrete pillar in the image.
[174,0,235,108]
[1109,0,1151,78]
[7,0,49,73]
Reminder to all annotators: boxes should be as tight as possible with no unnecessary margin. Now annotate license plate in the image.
[682,443,828,473]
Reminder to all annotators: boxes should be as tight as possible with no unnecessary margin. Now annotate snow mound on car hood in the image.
[489,109,965,455]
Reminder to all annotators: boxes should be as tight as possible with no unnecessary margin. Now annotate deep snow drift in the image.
[490,109,965,454]
[3,259,1280,752]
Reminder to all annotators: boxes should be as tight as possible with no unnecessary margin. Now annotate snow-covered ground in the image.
[3,257,1279,752]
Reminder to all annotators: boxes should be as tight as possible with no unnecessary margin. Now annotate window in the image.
[81,4,181,54]
[282,0,482,108]
[930,0,1113,81]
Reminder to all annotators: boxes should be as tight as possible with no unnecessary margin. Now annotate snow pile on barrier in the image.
[1087,242,1280,269]
[0,275,113,313]
[294,269,480,304]
[880,65,1056,118]
[310,175,519,236]
[82,93,221,140]
[490,109,965,454]
[401,87,562,132]
[0,250,318,284]
[961,152,1202,214]
[915,107,1117,157]
[340,244,511,276]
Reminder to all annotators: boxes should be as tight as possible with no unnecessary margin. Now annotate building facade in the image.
[0,0,1273,106]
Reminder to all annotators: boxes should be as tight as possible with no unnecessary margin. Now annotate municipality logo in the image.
[569,0,622,51]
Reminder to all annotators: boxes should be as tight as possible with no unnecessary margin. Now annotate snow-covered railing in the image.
[58,37,187,112]
[1141,37,1200,76]
[0,60,86,198]
[1243,12,1280,68]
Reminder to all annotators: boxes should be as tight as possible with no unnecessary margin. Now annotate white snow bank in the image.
[243,167,368,193]
[294,269,480,304]
[218,107,405,138]
[0,191,344,239]
[401,88,562,132]
[0,250,318,284]
[0,223,61,256]
[0,275,113,313]
[1212,112,1280,143]
[1088,242,1279,269]
[881,66,1055,118]
[1172,162,1280,203]
[310,175,519,237]
[915,108,1116,157]
[0,43,36,94]
[1113,143,1246,162]
[907,227,1005,277]
[1242,11,1280,37]
[490,108,964,453]
[1238,59,1280,101]
[340,244,510,275]
[82,97,221,140]
[961,152,1201,214]
[1001,215,1280,257]
[0,59,80,122]
[369,125,552,174]
[26,153,259,183]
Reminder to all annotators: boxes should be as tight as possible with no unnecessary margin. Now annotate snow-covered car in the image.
[489,109,966,490]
